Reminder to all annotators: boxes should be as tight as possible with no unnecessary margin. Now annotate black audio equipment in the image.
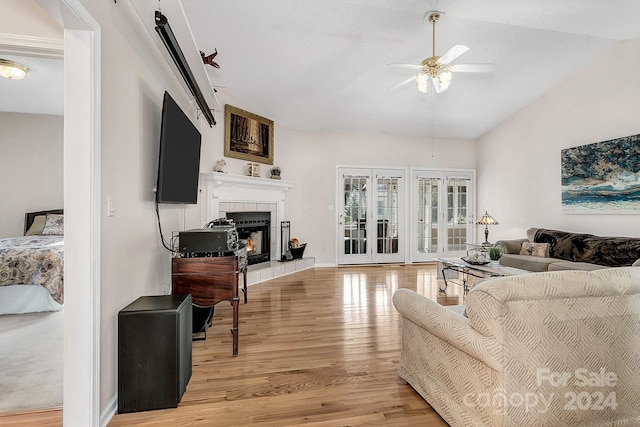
[178,222,238,255]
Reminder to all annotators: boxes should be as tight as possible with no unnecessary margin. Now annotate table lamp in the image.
[476,211,499,245]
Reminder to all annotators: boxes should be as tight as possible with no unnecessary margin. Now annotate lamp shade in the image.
[476,211,499,226]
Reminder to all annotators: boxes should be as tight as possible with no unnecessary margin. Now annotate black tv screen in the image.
[156,91,202,204]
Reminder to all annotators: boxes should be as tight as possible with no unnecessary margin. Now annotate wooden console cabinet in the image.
[171,256,240,356]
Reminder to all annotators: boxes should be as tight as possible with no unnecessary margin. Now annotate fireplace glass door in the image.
[226,211,271,265]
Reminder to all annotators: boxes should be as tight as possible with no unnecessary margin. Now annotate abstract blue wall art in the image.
[561,134,640,214]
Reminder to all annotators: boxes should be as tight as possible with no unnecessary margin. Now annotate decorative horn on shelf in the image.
[154,11,216,127]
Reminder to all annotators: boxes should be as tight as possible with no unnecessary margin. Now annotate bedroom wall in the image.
[0,112,63,238]
[199,90,478,265]
[477,37,640,240]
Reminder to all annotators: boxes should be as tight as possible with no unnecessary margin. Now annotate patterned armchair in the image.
[393,268,640,426]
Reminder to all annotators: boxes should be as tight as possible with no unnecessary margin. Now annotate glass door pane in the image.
[338,169,371,264]
[372,170,404,263]
[344,176,368,255]
[376,176,399,255]
[446,178,470,253]
[417,177,439,254]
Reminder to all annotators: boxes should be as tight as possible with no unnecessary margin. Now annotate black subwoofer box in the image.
[118,294,192,413]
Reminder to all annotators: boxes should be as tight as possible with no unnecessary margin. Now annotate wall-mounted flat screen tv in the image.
[156,91,202,204]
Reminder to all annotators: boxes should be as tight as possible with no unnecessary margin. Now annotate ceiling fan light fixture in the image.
[0,59,29,80]
[416,73,429,93]
[438,69,453,91]
[439,69,452,84]
[388,9,493,95]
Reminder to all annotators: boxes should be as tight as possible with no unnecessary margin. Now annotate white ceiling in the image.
[4,1,640,139]
[181,0,640,139]
[0,0,63,116]
[0,53,63,115]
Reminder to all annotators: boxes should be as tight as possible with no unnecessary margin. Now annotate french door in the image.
[337,167,405,264]
[411,169,474,262]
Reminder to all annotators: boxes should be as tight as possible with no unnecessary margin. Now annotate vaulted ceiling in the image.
[4,1,640,141]
[183,0,640,139]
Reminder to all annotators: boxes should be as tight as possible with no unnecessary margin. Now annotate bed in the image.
[0,210,64,312]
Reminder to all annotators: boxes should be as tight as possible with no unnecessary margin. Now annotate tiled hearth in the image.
[200,172,314,286]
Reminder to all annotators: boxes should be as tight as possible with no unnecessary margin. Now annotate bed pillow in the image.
[25,215,47,235]
[520,242,550,258]
[42,214,64,235]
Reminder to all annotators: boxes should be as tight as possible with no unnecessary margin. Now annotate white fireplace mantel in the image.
[200,172,295,216]
[203,172,295,194]
[200,172,295,261]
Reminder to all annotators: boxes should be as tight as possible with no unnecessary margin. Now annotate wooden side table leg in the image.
[231,296,239,356]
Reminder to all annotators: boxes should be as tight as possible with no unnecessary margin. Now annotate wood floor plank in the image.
[4,264,462,426]
[0,408,62,426]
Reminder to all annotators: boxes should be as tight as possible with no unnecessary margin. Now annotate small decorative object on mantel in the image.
[247,162,260,177]
[213,159,226,173]
[270,166,281,180]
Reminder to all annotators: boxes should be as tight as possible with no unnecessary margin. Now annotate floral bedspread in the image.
[0,235,64,304]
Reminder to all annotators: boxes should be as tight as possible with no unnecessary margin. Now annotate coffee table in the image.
[435,257,529,293]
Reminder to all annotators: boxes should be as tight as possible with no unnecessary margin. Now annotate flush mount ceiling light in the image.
[389,11,494,94]
[0,59,29,80]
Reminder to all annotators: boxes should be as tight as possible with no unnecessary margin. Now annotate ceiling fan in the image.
[389,11,494,94]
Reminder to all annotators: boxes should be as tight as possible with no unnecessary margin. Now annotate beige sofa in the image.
[393,268,640,427]
[496,227,640,272]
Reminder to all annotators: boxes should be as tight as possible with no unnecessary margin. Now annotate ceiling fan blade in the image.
[387,63,423,70]
[432,77,446,94]
[451,63,494,73]
[388,75,417,90]
[437,45,469,65]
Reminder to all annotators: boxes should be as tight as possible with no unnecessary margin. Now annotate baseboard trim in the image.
[100,393,117,427]
[314,263,337,268]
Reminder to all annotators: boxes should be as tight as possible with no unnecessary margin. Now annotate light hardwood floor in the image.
[1,264,465,426]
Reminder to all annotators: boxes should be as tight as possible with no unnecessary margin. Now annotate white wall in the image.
[477,38,640,240]
[67,0,210,414]
[0,112,63,238]
[200,91,477,264]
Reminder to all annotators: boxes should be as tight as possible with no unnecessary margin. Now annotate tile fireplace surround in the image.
[200,172,314,285]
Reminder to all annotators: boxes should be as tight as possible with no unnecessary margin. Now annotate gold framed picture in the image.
[224,105,274,165]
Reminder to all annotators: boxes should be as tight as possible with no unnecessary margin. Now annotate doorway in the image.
[337,167,406,265]
[410,169,475,262]
[34,0,102,424]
